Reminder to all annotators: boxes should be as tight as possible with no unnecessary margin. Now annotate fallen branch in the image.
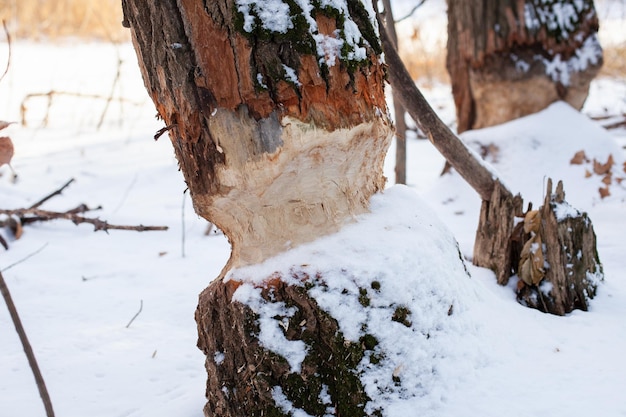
[1,208,168,232]
[0,271,56,417]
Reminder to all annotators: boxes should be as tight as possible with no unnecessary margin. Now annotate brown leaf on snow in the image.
[602,173,612,185]
[593,154,614,175]
[0,136,14,167]
[585,169,592,178]
[599,186,611,199]
[570,150,588,165]
[623,161,626,174]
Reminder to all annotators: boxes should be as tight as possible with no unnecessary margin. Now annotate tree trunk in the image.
[195,278,372,417]
[123,1,393,415]
[381,0,407,184]
[446,0,603,132]
[122,0,392,275]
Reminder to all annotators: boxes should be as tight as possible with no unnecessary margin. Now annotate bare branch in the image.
[0,208,168,232]
[394,0,427,24]
[0,271,56,417]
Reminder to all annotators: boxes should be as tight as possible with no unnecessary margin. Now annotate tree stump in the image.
[473,181,524,285]
[516,179,603,315]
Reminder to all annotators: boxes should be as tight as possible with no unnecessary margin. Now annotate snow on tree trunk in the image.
[122,0,392,275]
[446,0,603,132]
[123,1,396,415]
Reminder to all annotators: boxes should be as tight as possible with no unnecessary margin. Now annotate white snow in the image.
[2,8,626,417]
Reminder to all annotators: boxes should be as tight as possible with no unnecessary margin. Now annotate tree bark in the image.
[195,278,371,417]
[446,0,603,132]
[122,0,393,275]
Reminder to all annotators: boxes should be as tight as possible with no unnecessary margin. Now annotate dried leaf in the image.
[599,186,611,199]
[519,234,545,285]
[585,169,592,178]
[602,173,612,185]
[616,177,623,185]
[593,154,614,175]
[0,136,14,167]
[7,216,23,239]
[570,150,587,165]
[0,120,14,131]
[523,210,541,234]
[623,161,626,174]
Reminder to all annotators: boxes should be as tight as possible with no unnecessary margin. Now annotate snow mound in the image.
[229,186,486,416]
[461,101,625,209]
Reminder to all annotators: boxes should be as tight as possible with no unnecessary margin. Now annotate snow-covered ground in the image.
[2,28,626,417]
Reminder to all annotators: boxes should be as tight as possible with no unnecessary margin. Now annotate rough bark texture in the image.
[516,180,602,315]
[446,0,603,132]
[196,277,371,417]
[122,0,393,274]
[473,181,524,285]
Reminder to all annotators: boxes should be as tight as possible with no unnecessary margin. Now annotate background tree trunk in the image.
[381,0,407,184]
[446,0,603,132]
[122,0,392,275]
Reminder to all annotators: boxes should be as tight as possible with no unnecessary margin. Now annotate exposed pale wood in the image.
[123,0,392,275]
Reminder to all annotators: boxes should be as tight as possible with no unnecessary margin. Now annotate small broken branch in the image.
[154,124,176,141]
[0,271,56,417]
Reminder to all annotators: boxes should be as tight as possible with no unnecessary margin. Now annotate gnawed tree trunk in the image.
[377,15,603,315]
[122,0,392,275]
[446,0,603,132]
[123,1,393,415]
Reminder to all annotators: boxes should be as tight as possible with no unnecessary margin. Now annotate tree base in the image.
[195,278,371,417]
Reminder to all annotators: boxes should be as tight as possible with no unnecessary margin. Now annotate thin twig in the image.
[125,300,143,328]
[29,178,75,209]
[0,271,56,417]
[1,243,48,272]
[97,54,123,130]
[0,20,11,84]
[394,0,427,23]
